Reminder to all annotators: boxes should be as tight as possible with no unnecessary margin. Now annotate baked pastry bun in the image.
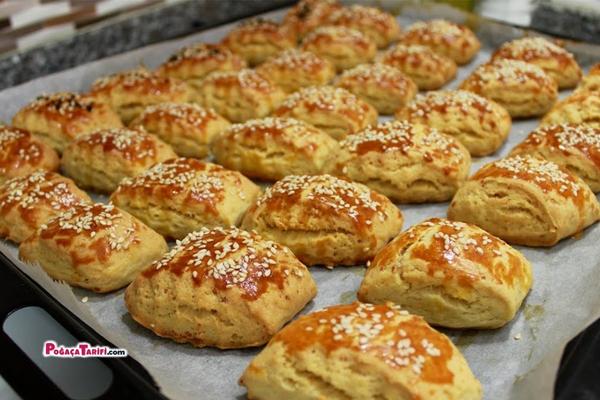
[448,155,600,246]
[491,37,582,89]
[89,68,191,124]
[156,43,246,91]
[358,218,533,329]
[130,103,230,158]
[273,86,378,140]
[61,128,177,193]
[12,92,122,153]
[0,126,59,184]
[326,5,401,48]
[335,63,418,115]
[20,202,167,293]
[256,49,335,93]
[125,226,316,348]
[0,171,91,243]
[300,26,376,72]
[196,69,285,123]
[510,124,600,192]
[211,117,339,181]
[540,92,600,128]
[241,174,403,266]
[400,19,480,65]
[240,302,482,400]
[221,18,296,66]
[328,120,471,203]
[283,0,342,39]
[110,158,261,239]
[459,59,558,118]
[575,63,600,95]
[395,90,511,156]
[378,44,457,90]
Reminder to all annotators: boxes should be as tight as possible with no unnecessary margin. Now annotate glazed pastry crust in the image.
[273,86,378,140]
[256,49,336,93]
[240,302,482,400]
[459,59,558,118]
[300,26,377,72]
[12,92,122,153]
[335,64,418,115]
[110,158,261,240]
[222,19,296,66]
[0,171,91,243]
[541,92,600,129]
[241,174,403,266]
[211,117,339,181]
[89,68,192,124]
[328,120,471,203]
[447,155,600,246]
[378,44,457,90]
[283,0,342,39]
[395,90,511,156]
[20,202,167,293]
[401,19,481,65]
[125,226,316,349]
[326,5,401,48]
[196,69,285,123]
[358,218,533,329]
[61,128,177,193]
[130,103,230,158]
[575,63,600,95]
[492,37,582,89]
[156,43,247,91]
[0,126,59,184]
[510,124,600,192]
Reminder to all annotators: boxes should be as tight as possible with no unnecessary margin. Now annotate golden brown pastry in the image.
[0,126,59,184]
[221,18,296,66]
[273,86,378,140]
[61,128,177,193]
[110,158,261,239]
[130,103,230,158]
[211,117,339,181]
[89,68,191,124]
[125,226,316,348]
[326,4,401,48]
[12,92,122,153]
[256,49,335,93]
[195,69,285,123]
[540,92,600,128]
[283,0,342,39]
[20,202,167,293]
[0,171,91,243]
[448,155,600,246]
[156,43,247,91]
[510,124,600,192]
[492,36,582,89]
[358,218,533,329]
[335,63,418,115]
[240,302,482,400]
[241,174,403,266]
[575,63,600,95]
[329,120,471,203]
[459,59,558,118]
[400,19,481,65]
[300,26,376,72]
[395,90,512,156]
[378,44,457,90]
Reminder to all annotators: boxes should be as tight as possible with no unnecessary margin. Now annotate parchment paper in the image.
[1,4,599,400]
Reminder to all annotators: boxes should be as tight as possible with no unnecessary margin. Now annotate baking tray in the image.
[1,3,600,400]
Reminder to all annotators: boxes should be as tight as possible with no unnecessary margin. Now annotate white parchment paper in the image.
[1,5,599,400]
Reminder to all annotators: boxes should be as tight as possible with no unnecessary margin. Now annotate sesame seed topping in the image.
[262,49,328,70]
[164,43,235,65]
[278,86,369,118]
[468,59,552,85]
[0,127,43,167]
[74,128,157,160]
[496,37,574,61]
[224,117,323,150]
[24,92,96,116]
[138,103,219,128]
[329,4,394,26]
[338,63,412,89]
[521,124,600,162]
[405,90,493,116]
[302,26,371,45]
[405,19,465,38]
[204,69,273,91]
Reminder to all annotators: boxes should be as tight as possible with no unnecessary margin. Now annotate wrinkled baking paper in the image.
[1,4,599,400]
